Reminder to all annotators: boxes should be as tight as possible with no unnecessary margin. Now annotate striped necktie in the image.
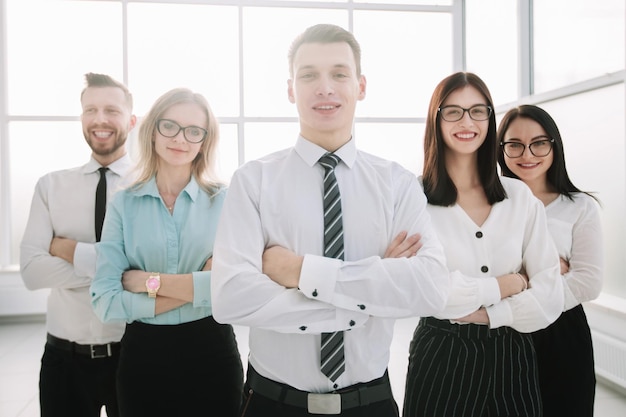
[318,153,345,382]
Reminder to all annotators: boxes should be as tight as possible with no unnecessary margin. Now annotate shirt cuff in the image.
[192,271,212,312]
[478,277,501,307]
[299,254,342,303]
[486,300,513,329]
[74,242,96,278]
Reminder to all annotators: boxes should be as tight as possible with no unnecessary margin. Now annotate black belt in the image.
[46,333,120,359]
[247,366,393,415]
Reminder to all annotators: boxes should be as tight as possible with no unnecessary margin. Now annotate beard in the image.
[84,126,128,157]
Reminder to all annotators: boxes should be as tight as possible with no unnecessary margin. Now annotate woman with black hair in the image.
[498,104,603,417]
[403,73,564,417]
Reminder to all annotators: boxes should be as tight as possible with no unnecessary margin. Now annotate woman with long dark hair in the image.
[403,73,563,417]
[498,104,603,417]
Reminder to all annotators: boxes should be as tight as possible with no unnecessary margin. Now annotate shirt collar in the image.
[294,135,356,169]
[83,154,133,177]
[134,175,201,203]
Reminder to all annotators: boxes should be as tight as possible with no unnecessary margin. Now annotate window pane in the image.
[466,0,518,104]
[10,121,91,265]
[243,8,348,117]
[243,123,300,162]
[216,124,239,183]
[127,3,239,117]
[6,0,123,116]
[355,11,453,117]
[534,0,625,93]
[354,123,425,176]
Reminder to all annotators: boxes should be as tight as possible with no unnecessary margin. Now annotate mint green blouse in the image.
[91,176,225,325]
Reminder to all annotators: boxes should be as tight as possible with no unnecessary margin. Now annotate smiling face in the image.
[287,41,366,150]
[439,85,489,157]
[502,116,554,186]
[81,86,136,164]
[154,102,206,169]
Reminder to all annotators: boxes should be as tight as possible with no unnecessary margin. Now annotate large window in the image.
[1,0,624,289]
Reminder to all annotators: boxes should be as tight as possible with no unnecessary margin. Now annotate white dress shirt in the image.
[546,193,603,311]
[426,177,564,333]
[20,155,133,344]
[212,136,450,392]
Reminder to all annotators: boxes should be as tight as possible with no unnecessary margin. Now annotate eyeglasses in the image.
[438,105,492,122]
[156,119,207,143]
[500,137,555,158]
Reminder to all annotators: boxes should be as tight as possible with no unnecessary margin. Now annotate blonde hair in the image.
[132,88,222,195]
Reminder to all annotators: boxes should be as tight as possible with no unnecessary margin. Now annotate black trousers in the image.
[240,366,400,417]
[533,304,595,417]
[116,316,244,417]
[39,341,119,417]
[403,317,542,417]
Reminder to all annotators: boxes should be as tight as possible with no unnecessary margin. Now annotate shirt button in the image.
[475,231,483,238]
[358,304,366,310]
[481,265,489,273]
[312,289,318,297]
[349,320,355,326]
[299,326,307,331]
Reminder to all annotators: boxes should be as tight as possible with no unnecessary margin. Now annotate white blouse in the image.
[426,176,564,333]
[545,193,604,311]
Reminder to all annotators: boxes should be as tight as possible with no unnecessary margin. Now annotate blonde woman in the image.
[91,88,243,416]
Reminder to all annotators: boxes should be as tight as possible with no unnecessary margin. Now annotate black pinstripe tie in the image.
[318,153,345,382]
[95,167,108,242]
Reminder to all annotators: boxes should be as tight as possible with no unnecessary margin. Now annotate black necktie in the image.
[318,153,345,382]
[95,167,108,242]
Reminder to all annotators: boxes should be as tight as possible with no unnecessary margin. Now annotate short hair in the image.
[422,71,506,206]
[132,88,222,196]
[287,24,362,77]
[497,104,599,204]
[81,72,133,111]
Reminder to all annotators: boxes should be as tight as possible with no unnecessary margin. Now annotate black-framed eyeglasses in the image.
[156,119,207,143]
[500,137,555,158]
[438,105,492,122]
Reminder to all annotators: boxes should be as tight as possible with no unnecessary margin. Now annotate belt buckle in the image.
[90,344,111,359]
[307,393,341,415]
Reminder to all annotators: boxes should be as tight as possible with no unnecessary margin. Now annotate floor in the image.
[1,316,626,416]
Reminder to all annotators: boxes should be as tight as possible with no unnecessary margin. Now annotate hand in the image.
[455,307,489,324]
[560,257,570,275]
[49,236,77,264]
[496,272,528,298]
[122,270,149,293]
[202,257,213,271]
[262,246,303,288]
[384,231,422,259]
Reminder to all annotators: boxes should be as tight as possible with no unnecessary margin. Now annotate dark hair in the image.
[497,104,599,204]
[288,23,362,77]
[81,72,133,111]
[422,72,506,206]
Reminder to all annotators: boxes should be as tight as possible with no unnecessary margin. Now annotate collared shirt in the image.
[546,193,603,311]
[426,177,564,333]
[20,155,133,344]
[211,136,450,392]
[91,176,224,325]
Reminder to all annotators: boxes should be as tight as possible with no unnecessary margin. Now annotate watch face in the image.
[147,277,160,290]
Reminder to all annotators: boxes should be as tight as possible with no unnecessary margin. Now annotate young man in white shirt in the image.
[20,73,136,417]
[211,24,450,417]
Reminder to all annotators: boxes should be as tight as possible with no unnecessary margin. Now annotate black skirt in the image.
[116,316,244,417]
